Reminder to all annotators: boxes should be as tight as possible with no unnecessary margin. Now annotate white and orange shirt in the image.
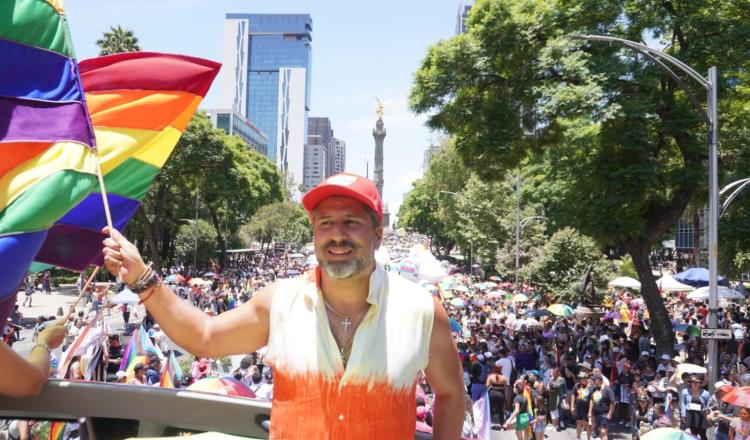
[265,265,435,439]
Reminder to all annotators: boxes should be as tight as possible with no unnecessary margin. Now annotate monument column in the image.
[372,117,385,197]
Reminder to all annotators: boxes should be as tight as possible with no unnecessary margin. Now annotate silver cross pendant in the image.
[341,317,351,332]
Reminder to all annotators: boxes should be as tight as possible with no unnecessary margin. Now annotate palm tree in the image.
[95,25,141,56]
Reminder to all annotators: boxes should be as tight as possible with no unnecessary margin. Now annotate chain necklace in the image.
[323,300,369,366]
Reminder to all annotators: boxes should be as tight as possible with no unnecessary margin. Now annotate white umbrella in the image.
[608,276,641,289]
[687,286,744,301]
[513,318,541,330]
[288,253,305,258]
[655,274,694,292]
[110,288,139,304]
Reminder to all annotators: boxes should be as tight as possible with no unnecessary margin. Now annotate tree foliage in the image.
[173,219,218,268]
[410,0,750,354]
[240,202,311,249]
[95,25,141,55]
[523,228,613,305]
[125,113,283,271]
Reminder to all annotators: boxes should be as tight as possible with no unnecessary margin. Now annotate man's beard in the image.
[319,240,372,280]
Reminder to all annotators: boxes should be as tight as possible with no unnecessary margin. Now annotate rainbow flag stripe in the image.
[49,420,66,440]
[0,0,97,317]
[34,52,219,271]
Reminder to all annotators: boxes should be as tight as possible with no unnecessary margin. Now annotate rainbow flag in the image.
[160,351,178,388]
[0,0,97,320]
[49,420,67,440]
[119,324,164,372]
[34,52,220,271]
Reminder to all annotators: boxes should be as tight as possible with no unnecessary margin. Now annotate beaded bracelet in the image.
[129,266,161,294]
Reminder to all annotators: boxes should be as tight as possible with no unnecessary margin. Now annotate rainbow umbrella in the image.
[547,304,574,317]
[641,428,698,440]
[187,376,256,399]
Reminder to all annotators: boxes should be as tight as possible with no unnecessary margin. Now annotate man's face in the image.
[313,196,382,280]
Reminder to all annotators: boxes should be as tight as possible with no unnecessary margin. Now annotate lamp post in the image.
[720,178,750,218]
[569,34,719,389]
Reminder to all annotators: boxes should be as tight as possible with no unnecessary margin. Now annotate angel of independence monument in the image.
[372,98,390,227]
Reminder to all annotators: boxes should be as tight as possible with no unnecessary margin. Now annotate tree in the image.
[173,219,217,268]
[410,0,750,355]
[95,25,141,55]
[239,202,311,250]
[126,113,283,272]
[523,228,613,305]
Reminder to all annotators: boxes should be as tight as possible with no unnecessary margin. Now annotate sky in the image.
[65,0,464,222]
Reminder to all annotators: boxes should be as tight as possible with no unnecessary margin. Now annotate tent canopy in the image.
[655,274,694,292]
[608,276,641,289]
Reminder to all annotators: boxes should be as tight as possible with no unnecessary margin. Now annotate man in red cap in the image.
[101,172,465,439]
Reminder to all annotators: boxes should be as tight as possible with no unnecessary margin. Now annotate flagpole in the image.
[94,151,114,230]
[65,266,100,322]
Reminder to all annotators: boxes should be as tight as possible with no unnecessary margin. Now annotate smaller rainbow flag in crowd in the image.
[160,351,180,388]
[57,311,102,379]
[48,421,68,440]
[119,324,163,372]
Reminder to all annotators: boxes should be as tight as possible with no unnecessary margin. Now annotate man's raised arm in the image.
[102,227,272,358]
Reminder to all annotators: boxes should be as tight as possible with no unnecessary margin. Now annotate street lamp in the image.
[569,34,719,389]
[720,178,750,218]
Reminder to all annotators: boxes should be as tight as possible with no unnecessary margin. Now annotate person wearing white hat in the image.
[707,380,736,440]
[656,354,675,376]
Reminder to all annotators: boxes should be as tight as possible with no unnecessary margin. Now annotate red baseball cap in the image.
[302,173,383,223]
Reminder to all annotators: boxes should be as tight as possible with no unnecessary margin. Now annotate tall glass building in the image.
[220,14,312,197]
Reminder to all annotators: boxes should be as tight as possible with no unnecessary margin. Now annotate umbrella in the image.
[641,428,699,440]
[722,386,750,408]
[472,298,486,306]
[511,293,529,302]
[608,276,641,290]
[189,278,211,286]
[288,253,305,258]
[450,298,467,308]
[673,324,701,337]
[487,291,503,300]
[187,377,256,399]
[526,309,554,318]
[448,317,463,333]
[675,363,707,377]
[673,267,728,287]
[202,272,216,278]
[489,276,502,282]
[687,286,744,301]
[655,274,694,292]
[547,304,574,317]
[165,274,185,283]
[484,281,497,288]
[111,288,140,305]
[453,285,469,293]
[513,318,541,330]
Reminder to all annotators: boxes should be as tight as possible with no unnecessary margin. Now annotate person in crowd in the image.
[129,363,146,385]
[486,364,509,427]
[589,373,616,440]
[730,407,750,440]
[532,397,546,440]
[682,375,711,440]
[101,173,465,439]
[503,380,530,440]
[547,367,566,431]
[145,356,161,386]
[571,372,592,440]
[709,380,738,440]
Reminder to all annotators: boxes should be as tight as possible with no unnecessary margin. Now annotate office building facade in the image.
[221,13,312,197]
[456,1,472,35]
[331,138,346,175]
[305,117,333,190]
[206,108,269,156]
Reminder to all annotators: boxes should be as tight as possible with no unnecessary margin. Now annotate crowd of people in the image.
[4,228,750,439]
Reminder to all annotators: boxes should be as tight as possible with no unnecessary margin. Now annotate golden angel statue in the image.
[375,96,385,120]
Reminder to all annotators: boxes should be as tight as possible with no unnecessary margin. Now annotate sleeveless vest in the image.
[265,265,435,439]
